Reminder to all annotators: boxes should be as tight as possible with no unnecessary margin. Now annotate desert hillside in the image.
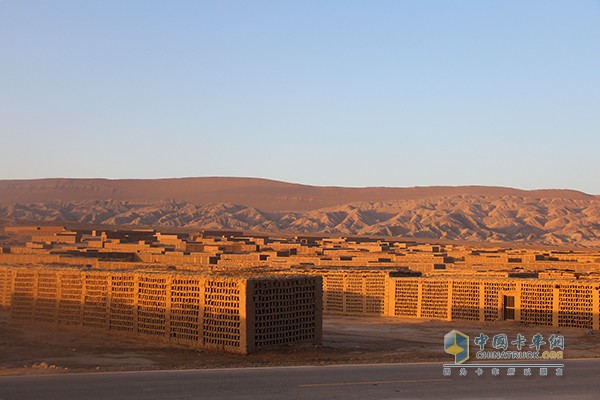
[1,178,599,247]
[0,177,593,211]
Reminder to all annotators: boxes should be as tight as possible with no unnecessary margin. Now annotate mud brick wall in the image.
[483,281,517,322]
[58,272,84,326]
[420,280,449,320]
[0,254,96,267]
[557,283,594,329]
[137,253,216,265]
[450,280,480,321]
[136,275,169,337]
[520,282,554,326]
[83,273,110,329]
[312,270,389,316]
[393,279,419,317]
[249,276,322,351]
[0,265,322,354]
[0,267,12,308]
[34,271,59,324]
[109,274,136,333]
[169,276,202,344]
[3,262,598,339]
[313,270,600,329]
[0,254,61,264]
[389,277,600,330]
[201,278,244,352]
[11,269,36,321]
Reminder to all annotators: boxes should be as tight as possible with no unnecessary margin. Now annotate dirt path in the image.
[1,312,598,376]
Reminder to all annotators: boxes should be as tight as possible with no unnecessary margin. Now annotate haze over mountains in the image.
[1,177,600,247]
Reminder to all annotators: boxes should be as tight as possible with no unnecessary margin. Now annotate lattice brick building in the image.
[0,265,322,354]
[312,269,600,330]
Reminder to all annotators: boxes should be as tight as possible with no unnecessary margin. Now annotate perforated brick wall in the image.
[137,275,168,337]
[451,280,480,321]
[389,277,599,329]
[169,277,202,344]
[558,284,594,329]
[109,274,136,332]
[11,269,36,321]
[34,271,58,324]
[58,272,83,326]
[83,273,109,329]
[1,265,323,354]
[0,267,12,308]
[394,279,419,317]
[8,262,600,347]
[520,282,554,326]
[322,273,344,313]
[420,280,449,320]
[364,273,387,315]
[202,278,242,351]
[316,270,389,316]
[483,281,517,322]
[252,276,322,349]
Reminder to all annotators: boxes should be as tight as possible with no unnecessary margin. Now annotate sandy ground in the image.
[1,311,599,376]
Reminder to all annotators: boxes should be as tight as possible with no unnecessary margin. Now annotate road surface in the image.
[0,360,597,399]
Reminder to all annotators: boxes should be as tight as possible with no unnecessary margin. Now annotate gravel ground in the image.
[1,312,598,376]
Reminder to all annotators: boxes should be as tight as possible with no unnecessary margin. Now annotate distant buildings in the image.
[1,225,600,352]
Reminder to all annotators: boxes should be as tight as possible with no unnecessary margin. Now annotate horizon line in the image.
[0,176,596,196]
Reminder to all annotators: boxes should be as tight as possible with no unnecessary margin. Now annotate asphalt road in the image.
[0,360,597,400]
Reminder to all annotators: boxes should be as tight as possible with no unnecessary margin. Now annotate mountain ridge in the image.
[1,178,599,247]
[0,177,594,212]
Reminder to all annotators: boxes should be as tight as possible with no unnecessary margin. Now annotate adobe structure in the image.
[307,269,600,330]
[2,225,600,352]
[0,264,322,354]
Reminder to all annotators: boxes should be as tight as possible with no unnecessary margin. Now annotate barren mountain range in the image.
[1,178,600,247]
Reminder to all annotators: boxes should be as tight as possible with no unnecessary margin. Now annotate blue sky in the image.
[1,1,599,193]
